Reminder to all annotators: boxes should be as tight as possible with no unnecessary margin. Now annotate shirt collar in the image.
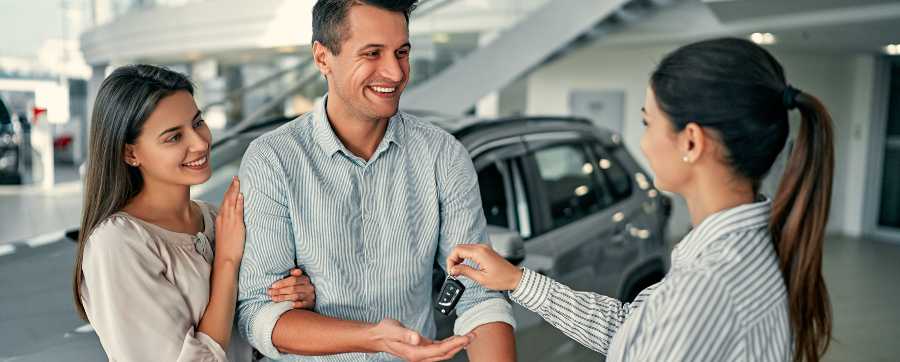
[311,94,406,159]
[672,195,772,265]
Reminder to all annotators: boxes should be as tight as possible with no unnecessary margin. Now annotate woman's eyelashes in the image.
[641,118,649,128]
[163,119,205,143]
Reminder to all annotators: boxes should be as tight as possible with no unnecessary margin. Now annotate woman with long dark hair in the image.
[73,65,316,361]
[447,38,833,361]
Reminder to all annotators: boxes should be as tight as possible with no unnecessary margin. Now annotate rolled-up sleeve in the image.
[236,139,298,359]
[435,138,516,335]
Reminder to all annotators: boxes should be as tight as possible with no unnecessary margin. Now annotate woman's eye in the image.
[166,134,180,143]
[396,49,409,58]
[193,119,205,128]
[641,119,649,128]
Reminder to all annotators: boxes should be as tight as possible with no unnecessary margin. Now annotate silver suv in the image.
[202,114,672,361]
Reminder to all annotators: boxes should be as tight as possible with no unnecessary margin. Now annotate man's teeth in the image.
[184,156,207,167]
[371,86,396,93]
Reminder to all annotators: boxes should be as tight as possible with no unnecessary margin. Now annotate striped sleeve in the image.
[434,137,516,334]
[627,271,736,361]
[510,268,636,354]
[236,139,297,359]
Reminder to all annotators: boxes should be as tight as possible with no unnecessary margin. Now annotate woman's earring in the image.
[682,155,690,163]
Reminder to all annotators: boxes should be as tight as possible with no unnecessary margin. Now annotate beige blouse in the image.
[80,201,252,362]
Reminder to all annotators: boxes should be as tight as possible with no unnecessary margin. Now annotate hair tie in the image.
[783,85,801,110]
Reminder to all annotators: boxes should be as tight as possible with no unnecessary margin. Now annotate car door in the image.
[585,139,643,297]
[520,132,627,295]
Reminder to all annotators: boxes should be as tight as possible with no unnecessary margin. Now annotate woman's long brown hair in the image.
[770,92,834,362]
[73,65,193,320]
[651,38,833,361]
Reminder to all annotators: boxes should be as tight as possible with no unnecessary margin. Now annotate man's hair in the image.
[312,0,418,55]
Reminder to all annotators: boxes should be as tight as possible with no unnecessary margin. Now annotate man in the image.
[236,0,517,360]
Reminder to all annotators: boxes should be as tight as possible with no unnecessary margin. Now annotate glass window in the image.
[477,162,511,229]
[592,144,633,201]
[532,144,606,229]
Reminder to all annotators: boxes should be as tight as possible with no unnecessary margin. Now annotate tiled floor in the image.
[0,163,82,244]
[822,236,900,362]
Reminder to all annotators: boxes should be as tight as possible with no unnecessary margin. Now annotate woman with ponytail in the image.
[445,37,833,361]
[72,65,317,361]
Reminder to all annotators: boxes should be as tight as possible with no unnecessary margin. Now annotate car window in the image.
[591,143,633,201]
[532,143,610,229]
[477,162,512,229]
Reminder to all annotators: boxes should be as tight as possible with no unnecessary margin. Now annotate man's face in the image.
[317,4,411,122]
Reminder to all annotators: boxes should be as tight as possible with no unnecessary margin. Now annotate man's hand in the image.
[369,319,473,362]
[268,268,316,309]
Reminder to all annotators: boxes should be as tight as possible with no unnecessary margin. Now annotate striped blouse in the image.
[511,197,793,361]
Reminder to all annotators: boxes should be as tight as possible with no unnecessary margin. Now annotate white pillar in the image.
[475,31,501,118]
[81,63,108,171]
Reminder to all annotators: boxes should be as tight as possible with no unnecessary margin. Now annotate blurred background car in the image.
[0,97,22,185]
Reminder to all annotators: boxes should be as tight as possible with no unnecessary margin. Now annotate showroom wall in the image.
[523,42,879,238]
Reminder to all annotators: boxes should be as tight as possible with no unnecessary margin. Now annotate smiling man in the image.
[234,0,517,361]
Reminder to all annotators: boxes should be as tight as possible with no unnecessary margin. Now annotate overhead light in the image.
[574,185,590,197]
[886,44,900,55]
[432,32,450,44]
[276,46,298,54]
[582,163,594,174]
[750,32,776,45]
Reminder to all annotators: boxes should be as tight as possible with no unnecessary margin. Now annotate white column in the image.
[80,63,108,172]
[475,31,501,118]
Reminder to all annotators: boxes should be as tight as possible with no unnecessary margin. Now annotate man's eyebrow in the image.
[158,110,202,137]
[357,42,411,51]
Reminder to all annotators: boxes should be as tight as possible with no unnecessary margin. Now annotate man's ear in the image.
[312,41,332,78]
[123,144,139,167]
[681,122,706,163]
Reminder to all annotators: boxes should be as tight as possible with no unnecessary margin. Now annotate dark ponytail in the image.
[651,37,833,362]
[770,91,834,362]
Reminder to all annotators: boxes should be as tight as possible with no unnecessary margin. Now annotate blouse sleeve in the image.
[80,216,228,362]
[509,268,656,355]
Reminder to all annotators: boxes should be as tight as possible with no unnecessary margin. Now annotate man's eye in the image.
[193,119,205,128]
[365,51,379,58]
[396,49,410,58]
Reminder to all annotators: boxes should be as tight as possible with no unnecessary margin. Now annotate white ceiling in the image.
[595,0,900,54]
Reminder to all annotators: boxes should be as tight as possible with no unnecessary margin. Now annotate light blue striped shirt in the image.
[511,197,792,361]
[236,97,515,361]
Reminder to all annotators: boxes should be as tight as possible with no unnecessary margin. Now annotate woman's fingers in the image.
[449,264,485,284]
[446,244,522,291]
[446,244,488,272]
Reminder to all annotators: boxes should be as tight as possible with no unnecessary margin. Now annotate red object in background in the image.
[32,107,47,124]
[54,135,73,150]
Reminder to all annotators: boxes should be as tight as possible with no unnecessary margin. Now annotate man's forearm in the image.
[272,309,379,356]
[465,322,516,362]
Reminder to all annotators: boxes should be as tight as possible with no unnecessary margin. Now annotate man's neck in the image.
[325,97,390,161]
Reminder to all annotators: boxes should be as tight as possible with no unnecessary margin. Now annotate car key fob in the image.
[435,276,465,315]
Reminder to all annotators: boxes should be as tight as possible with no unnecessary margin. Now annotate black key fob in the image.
[435,276,465,315]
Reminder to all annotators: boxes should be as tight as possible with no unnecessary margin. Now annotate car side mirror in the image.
[487,225,526,265]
